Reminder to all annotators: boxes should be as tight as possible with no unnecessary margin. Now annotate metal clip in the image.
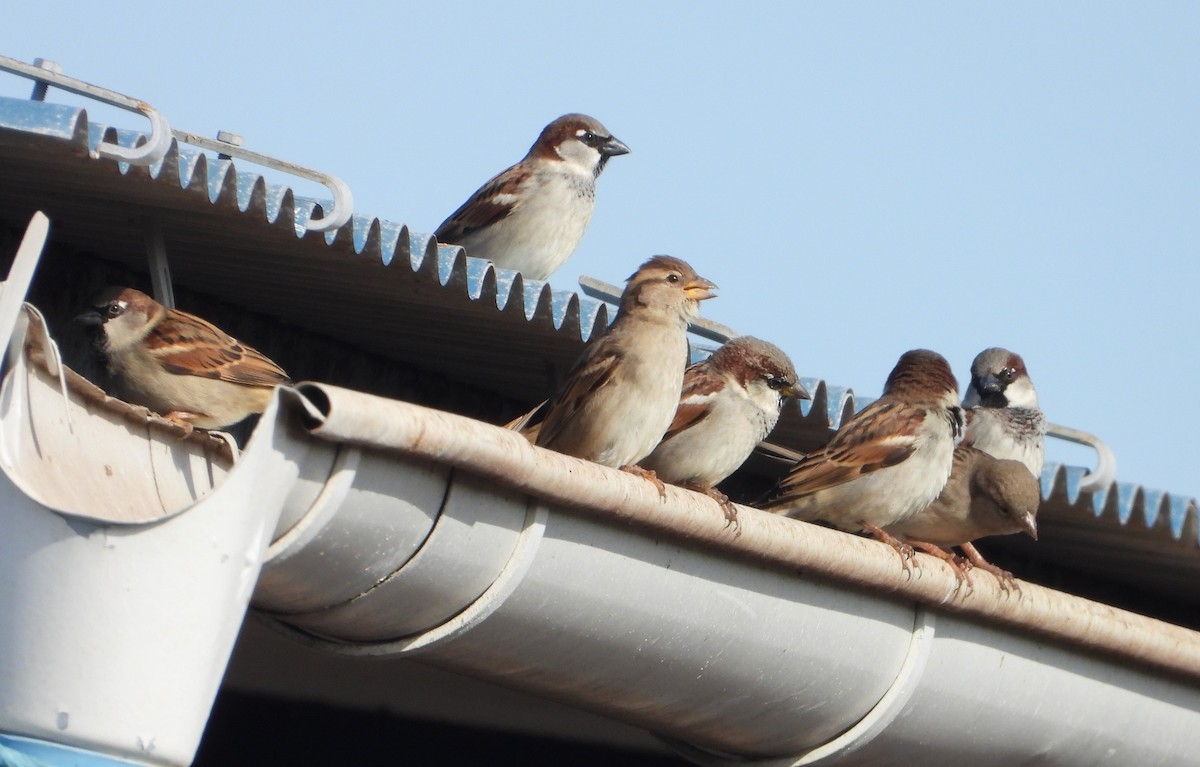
[1046,423,1117,494]
[0,55,172,167]
[172,130,354,233]
[578,275,739,343]
[29,58,62,102]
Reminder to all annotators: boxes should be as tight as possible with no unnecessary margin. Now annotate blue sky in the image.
[3,2,1197,498]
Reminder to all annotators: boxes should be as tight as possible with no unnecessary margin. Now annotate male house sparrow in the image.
[77,287,291,431]
[884,445,1040,588]
[641,336,808,519]
[760,349,964,564]
[962,347,1046,477]
[528,256,717,484]
[435,114,630,281]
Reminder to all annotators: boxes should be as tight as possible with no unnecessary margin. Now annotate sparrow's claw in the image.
[621,464,668,499]
[859,521,919,572]
[162,411,198,440]
[685,483,740,534]
[960,542,1020,594]
[909,539,975,594]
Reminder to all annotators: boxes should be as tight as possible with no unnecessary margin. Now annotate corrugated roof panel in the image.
[0,91,1197,621]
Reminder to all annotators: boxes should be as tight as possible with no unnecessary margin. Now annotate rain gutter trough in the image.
[2,280,1198,766]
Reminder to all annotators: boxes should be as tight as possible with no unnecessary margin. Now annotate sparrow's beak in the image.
[1020,512,1038,541]
[683,277,718,302]
[787,382,813,401]
[601,135,631,157]
[978,374,1004,395]
[74,310,105,327]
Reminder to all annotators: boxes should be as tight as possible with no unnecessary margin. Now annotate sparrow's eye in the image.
[105,302,125,319]
[999,368,1016,382]
[666,273,681,284]
[766,377,792,390]
[578,130,596,141]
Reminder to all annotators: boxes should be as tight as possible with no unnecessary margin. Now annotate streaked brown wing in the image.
[658,361,721,442]
[534,343,623,448]
[149,312,290,387]
[506,399,548,443]
[660,399,713,443]
[769,400,924,499]
[434,165,529,243]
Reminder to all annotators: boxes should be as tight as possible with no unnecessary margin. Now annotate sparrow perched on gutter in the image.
[435,113,630,281]
[526,256,717,489]
[962,347,1046,477]
[950,347,1047,583]
[77,287,291,432]
[760,349,964,565]
[641,336,808,521]
[884,445,1040,588]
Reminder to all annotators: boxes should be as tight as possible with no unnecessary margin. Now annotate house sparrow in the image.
[528,256,717,487]
[434,113,630,281]
[76,287,291,432]
[884,445,1040,588]
[641,336,808,521]
[962,347,1046,477]
[760,349,964,565]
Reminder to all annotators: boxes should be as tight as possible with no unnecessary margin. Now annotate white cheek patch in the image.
[557,140,602,172]
[1005,376,1039,408]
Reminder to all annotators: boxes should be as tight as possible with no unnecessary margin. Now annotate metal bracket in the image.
[0,55,353,233]
[660,607,938,766]
[578,275,740,343]
[1046,423,1117,494]
[0,55,172,167]
[144,221,176,310]
[172,129,354,233]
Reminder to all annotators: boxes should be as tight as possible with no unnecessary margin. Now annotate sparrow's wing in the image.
[534,340,623,449]
[767,400,926,500]
[506,399,548,442]
[658,361,722,442]
[754,439,807,465]
[434,164,530,243]
[149,312,291,387]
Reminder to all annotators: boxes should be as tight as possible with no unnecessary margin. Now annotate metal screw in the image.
[30,58,62,102]
[216,130,244,161]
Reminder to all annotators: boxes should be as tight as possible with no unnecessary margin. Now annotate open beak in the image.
[683,276,718,302]
[602,135,631,157]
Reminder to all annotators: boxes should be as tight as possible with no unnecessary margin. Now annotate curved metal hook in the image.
[1046,422,1117,494]
[172,130,355,233]
[0,55,172,167]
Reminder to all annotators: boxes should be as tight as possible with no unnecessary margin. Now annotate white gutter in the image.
[252,383,1200,765]
[1,295,1198,763]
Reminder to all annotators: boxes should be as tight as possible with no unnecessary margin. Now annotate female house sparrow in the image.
[760,349,964,564]
[962,347,1046,477]
[77,287,291,431]
[529,256,717,484]
[884,445,1040,588]
[435,114,630,281]
[641,336,808,520]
